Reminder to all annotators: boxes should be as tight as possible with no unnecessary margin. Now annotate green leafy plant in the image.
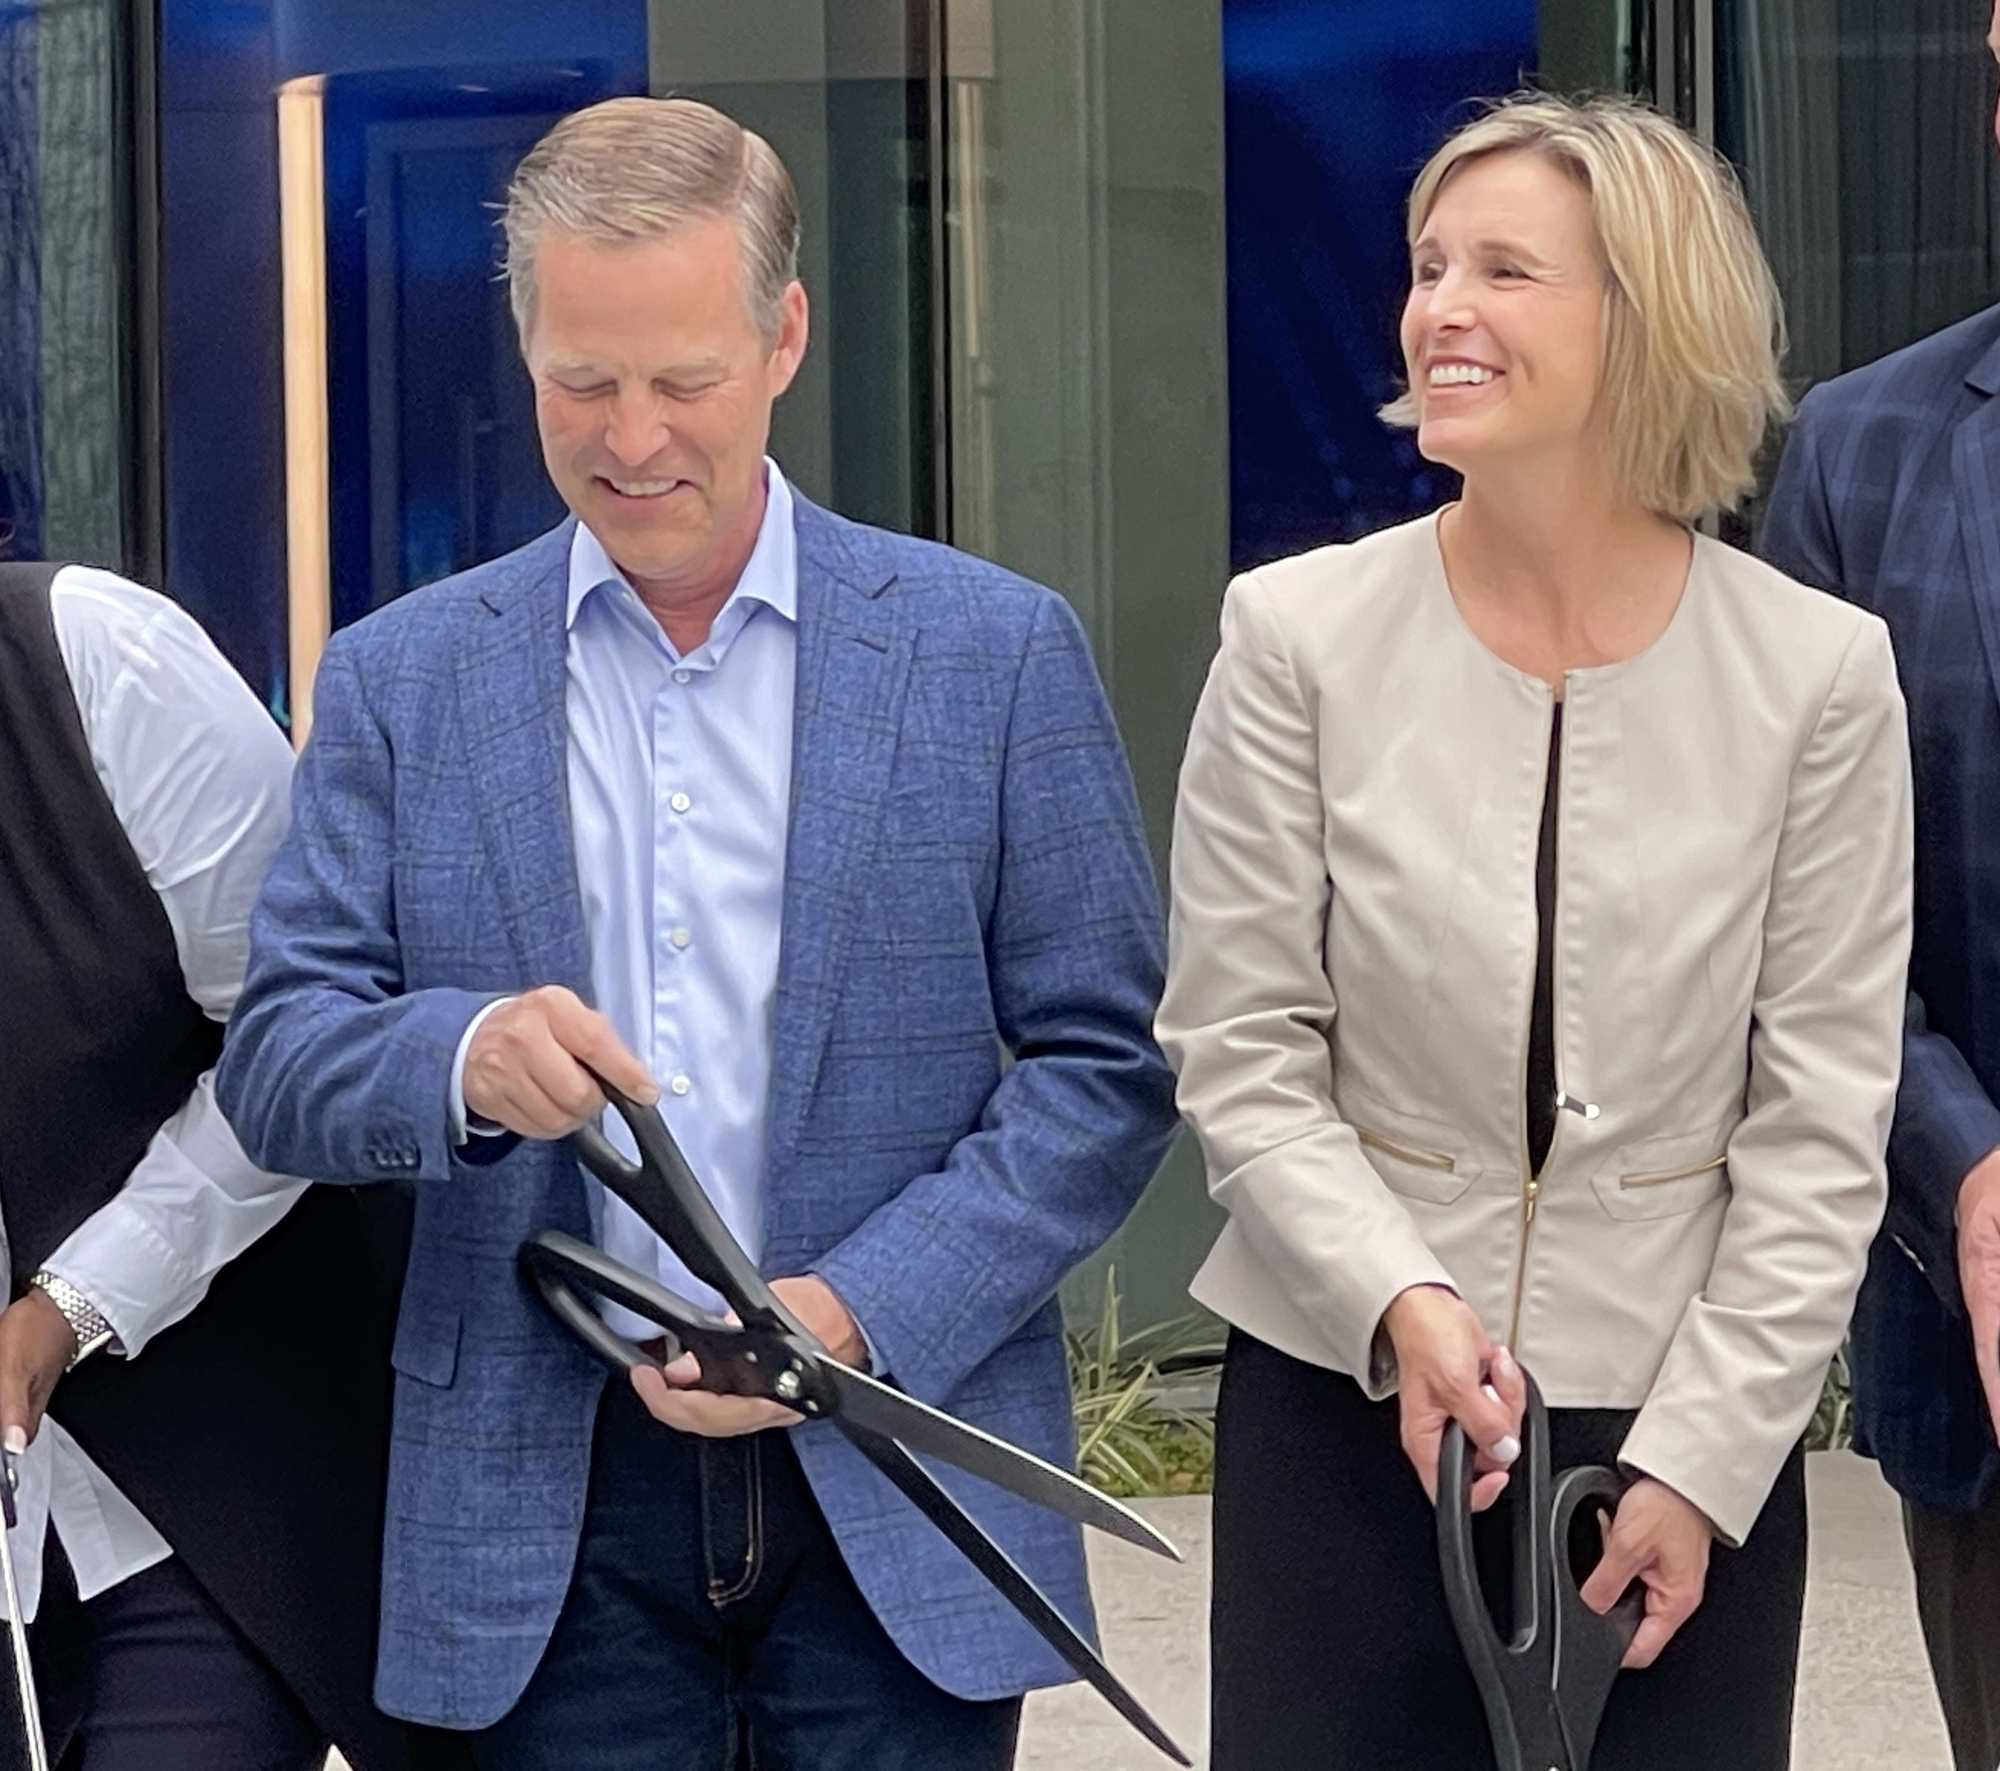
[1806,1343,1853,1453]
[1067,1273,1226,1498]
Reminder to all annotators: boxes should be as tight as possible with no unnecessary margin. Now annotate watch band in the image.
[30,1272,115,1369]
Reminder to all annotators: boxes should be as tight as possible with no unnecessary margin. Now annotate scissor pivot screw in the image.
[774,1368,803,1401]
[744,1350,759,1365]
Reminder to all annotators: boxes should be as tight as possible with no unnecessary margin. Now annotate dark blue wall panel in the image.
[0,6,44,560]
[1224,0,1539,570]
[158,0,644,720]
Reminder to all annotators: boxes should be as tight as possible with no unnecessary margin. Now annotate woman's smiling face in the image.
[1399,149,1612,487]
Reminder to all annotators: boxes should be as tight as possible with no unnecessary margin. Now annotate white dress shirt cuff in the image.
[39,1072,308,1360]
[450,998,515,1143]
[854,1313,886,1379]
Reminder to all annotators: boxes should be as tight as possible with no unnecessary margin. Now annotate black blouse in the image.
[1526,703,1562,1177]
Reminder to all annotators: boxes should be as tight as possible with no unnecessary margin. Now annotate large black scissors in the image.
[1438,1372,1644,1771]
[518,1080,1190,1765]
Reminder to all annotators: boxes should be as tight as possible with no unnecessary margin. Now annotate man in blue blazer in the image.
[1762,26,2000,1759]
[217,96,1176,1769]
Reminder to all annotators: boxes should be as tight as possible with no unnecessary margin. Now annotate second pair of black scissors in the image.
[1438,1372,1644,1771]
[518,1080,1189,1765]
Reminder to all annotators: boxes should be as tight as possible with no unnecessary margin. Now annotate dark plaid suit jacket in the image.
[1763,303,2000,1511]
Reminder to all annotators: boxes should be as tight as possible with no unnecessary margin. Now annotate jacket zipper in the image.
[1357,1129,1457,1173]
[1507,690,1598,1351]
[1619,1153,1726,1189]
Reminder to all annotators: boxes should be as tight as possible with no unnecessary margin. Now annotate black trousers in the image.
[1906,1482,2000,1771]
[1211,1331,1809,1771]
[0,1543,327,1771]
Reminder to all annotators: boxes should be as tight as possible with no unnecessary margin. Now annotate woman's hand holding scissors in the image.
[1578,1476,1714,1668]
[1383,1283,1527,1511]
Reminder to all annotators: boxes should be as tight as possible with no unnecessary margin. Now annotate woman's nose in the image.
[1425,266,1477,326]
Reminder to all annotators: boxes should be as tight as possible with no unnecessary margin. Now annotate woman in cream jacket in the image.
[1159,95,1912,1771]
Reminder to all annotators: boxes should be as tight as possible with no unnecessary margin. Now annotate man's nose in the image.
[604,390,669,465]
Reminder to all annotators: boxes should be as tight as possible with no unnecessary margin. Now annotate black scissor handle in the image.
[527,1263,663,1375]
[519,1232,839,1416]
[572,1076,807,1345]
[1549,1464,1643,1767]
[1441,1380,1569,1771]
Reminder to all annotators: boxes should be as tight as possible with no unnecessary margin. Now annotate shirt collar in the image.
[566,458,798,641]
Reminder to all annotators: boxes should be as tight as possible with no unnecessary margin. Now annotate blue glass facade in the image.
[156,0,648,714]
[1222,0,1541,571]
[0,4,44,560]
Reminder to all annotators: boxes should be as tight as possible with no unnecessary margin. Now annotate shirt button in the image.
[669,791,691,813]
[670,926,692,950]
[670,1074,692,1096]
[673,668,692,685]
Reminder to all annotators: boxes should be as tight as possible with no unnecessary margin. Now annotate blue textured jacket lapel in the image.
[1954,336,2000,719]
[453,522,593,997]
[769,498,914,1157]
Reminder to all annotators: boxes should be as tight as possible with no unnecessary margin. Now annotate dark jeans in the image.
[0,1545,328,1771]
[467,1379,1021,1771]
[1906,1482,2000,1771]
[1211,1330,1809,1771]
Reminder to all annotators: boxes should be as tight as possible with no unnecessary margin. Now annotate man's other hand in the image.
[629,1275,866,1439]
[1958,1147,2000,1441]
[0,1289,78,1455]
[462,986,659,1139]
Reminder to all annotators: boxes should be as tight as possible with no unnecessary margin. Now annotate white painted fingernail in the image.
[1491,1434,1521,1466]
[1481,1383,1502,1406]
[3,1428,24,1456]
[1495,1346,1518,1377]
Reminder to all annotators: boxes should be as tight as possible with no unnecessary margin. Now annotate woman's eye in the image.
[1413,262,1443,285]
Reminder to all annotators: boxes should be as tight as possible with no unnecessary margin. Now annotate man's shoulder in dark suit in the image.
[1799,300,2000,435]
[1772,302,2000,599]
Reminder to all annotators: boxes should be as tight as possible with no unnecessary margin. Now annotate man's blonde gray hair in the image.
[1383,93,1789,522]
[503,96,801,344]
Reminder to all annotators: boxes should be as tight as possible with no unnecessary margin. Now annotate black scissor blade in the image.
[823,1364,1179,1560]
[839,1420,1189,1766]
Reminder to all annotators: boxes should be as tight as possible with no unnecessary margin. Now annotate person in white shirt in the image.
[0,561,427,1770]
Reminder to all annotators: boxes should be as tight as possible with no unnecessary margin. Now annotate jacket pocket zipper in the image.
[1618,1153,1727,1190]
[1356,1129,1457,1173]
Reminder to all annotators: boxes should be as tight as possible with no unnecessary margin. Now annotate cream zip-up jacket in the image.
[1159,513,1912,1544]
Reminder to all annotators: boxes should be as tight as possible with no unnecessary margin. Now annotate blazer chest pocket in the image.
[1355,1125,1477,1207]
[1591,1134,1730,1222]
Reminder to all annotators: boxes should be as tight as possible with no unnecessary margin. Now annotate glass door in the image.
[0,0,137,572]
[151,0,934,724]
[1719,0,2000,400]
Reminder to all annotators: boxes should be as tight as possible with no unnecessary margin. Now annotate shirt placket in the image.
[653,660,695,1120]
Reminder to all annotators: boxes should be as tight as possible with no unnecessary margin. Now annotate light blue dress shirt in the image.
[565,464,796,1332]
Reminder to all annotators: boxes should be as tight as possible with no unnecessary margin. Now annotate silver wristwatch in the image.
[30,1272,116,1370]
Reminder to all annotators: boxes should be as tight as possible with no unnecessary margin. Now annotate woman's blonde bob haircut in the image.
[1382,93,1788,522]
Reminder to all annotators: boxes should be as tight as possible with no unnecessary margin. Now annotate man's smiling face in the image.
[524,216,806,603]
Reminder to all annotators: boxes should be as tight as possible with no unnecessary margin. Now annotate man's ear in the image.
[766,281,810,399]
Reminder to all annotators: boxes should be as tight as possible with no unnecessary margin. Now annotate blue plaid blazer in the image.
[1763,304,2000,1512]
[216,497,1177,1727]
